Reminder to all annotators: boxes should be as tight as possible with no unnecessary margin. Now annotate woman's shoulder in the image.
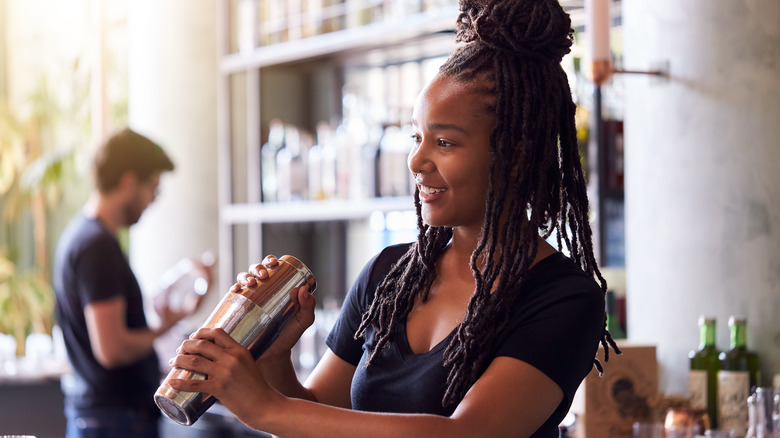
[375,242,413,267]
[525,252,603,295]
[360,242,413,282]
[496,253,606,400]
[513,251,605,318]
[349,242,414,304]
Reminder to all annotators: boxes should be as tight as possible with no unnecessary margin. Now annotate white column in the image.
[126,1,220,307]
[623,0,780,393]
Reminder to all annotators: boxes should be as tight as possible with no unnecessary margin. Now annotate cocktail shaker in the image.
[154,255,317,426]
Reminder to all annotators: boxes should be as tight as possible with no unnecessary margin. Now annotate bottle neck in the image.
[699,320,716,348]
[729,320,747,349]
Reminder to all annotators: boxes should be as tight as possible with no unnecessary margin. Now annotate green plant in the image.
[0,59,91,356]
[0,253,54,356]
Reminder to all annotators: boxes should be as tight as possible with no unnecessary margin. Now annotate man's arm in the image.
[85,296,183,368]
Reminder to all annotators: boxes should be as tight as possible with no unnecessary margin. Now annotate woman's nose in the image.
[407,140,431,176]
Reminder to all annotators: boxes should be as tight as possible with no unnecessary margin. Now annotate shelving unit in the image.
[221,196,413,224]
[214,1,460,293]
[213,0,618,292]
[219,6,458,73]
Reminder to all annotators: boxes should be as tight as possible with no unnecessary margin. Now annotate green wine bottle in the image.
[717,315,760,436]
[689,316,720,429]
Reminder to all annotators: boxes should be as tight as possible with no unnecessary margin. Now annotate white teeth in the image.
[419,185,446,195]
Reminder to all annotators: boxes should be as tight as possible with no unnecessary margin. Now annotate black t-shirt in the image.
[326,242,605,437]
[52,213,160,415]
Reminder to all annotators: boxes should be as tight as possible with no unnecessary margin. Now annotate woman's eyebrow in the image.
[411,118,470,135]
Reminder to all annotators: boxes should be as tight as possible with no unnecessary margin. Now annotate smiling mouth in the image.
[418,184,446,195]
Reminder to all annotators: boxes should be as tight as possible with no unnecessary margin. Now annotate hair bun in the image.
[455,0,573,63]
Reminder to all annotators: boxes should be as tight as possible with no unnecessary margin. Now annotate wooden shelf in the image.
[220,6,459,73]
[220,196,414,224]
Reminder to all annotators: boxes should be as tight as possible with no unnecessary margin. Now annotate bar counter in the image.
[0,373,271,438]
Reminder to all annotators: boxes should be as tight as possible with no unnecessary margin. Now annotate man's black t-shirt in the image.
[326,242,605,437]
[53,213,160,416]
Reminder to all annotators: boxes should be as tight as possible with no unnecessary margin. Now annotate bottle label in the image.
[689,369,708,409]
[718,370,749,435]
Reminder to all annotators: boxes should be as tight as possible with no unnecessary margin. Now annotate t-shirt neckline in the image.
[395,251,566,361]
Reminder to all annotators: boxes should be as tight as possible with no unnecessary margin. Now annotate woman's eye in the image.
[410,134,422,143]
[438,139,453,147]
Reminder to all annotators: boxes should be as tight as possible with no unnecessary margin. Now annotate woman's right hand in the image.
[230,255,317,358]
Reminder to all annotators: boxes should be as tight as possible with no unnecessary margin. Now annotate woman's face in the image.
[408,74,495,231]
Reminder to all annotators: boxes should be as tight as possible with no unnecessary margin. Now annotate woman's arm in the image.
[265,357,562,438]
[257,347,355,408]
[168,328,562,438]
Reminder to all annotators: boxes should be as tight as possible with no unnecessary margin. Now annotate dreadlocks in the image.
[355,0,620,408]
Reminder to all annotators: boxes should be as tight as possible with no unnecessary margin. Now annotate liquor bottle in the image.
[276,125,309,202]
[318,122,338,200]
[303,0,323,38]
[322,0,345,34]
[308,127,325,201]
[378,124,413,197]
[346,0,371,29]
[267,0,288,44]
[262,119,285,202]
[689,316,720,429]
[286,0,303,41]
[237,0,258,55]
[718,315,761,436]
[361,124,383,198]
[605,291,625,339]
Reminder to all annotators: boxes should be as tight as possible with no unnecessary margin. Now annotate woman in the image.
[168,0,619,436]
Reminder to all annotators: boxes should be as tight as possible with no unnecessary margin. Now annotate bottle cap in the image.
[697,315,715,325]
[728,315,747,325]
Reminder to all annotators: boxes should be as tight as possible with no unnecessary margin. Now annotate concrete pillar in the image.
[623,0,780,394]
[126,0,220,313]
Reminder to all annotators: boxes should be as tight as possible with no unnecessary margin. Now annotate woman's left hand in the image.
[167,327,283,428]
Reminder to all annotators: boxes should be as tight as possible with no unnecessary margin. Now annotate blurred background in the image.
[0,0,778,437]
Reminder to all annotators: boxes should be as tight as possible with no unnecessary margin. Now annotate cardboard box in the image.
[570,341,659,438]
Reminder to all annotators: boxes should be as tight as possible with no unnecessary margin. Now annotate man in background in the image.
[53,128,201,438]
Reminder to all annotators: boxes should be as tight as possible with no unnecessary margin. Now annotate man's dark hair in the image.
[356,0,620,408]
[93,128,174,193]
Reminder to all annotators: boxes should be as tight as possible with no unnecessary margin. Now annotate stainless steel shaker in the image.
[154,255,317,426]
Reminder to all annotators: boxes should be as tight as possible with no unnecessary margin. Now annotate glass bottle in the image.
[605,290,625,339]
[276,125,308,202]
[747,392,758,438]
[718,315,761,436]
[154,252,215,314]
[772,391,779,437]
[745,387,775,438]
[262,119,286,202]
[689,316,720,429]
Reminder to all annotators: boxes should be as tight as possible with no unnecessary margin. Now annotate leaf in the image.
[20,148,72,191]
[0,254,17,282]
[0,150,17,195]
[0,268,54,356]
